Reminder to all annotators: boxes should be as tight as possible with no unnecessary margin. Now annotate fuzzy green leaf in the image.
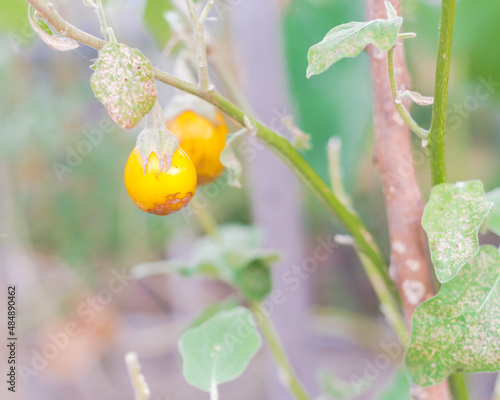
[306,17,402,78]
[90,42,157,129]
[422,180,493,283]
[405,245,500,386]
[178,307,262,392]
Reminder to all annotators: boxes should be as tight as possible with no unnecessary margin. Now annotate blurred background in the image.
[1,0,500,399]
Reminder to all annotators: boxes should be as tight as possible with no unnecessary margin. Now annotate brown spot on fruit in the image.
[147,192,193,216]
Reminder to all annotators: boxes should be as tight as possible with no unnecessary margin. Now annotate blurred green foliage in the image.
[143,0,175,49]
[0,0,28,35]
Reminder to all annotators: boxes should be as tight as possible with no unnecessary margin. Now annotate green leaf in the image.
[90,42,157,129]
[306,16,402,78]
[422,180,493,283]
[143,0,175,49]
[178,307,262,392]
[233,259,273,302]
[405,245,500,386]
[378,369,410,400]
[485,188,500,236]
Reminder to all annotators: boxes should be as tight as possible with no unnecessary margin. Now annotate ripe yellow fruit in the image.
[167,110,227,184]
[124,147,197,215]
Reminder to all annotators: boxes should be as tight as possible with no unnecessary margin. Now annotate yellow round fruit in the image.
[124,147,197,216]
[167,110,227,184]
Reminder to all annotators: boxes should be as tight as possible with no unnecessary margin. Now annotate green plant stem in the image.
[448,373,469,400]
[251,303,311,400]
[93,0,113,41]
[26,0,407,346]
[185,0,210,92]
[428,0,456,185]
[199,0,215,23]
[327,137,353,210]
[387,45,429,140]
[429,0,462,397]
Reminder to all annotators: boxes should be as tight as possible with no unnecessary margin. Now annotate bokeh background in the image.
[1,0,500,399]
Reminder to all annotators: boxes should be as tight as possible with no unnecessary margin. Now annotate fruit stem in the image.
[136,101,179,173]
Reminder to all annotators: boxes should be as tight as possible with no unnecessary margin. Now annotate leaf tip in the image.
[385,1,398,20]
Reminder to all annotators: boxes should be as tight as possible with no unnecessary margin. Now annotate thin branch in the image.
[251,303,311,400]
[185,0,210,91]
[200,0,215,23]
[93,0,114,41]
[387,45,429,140]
